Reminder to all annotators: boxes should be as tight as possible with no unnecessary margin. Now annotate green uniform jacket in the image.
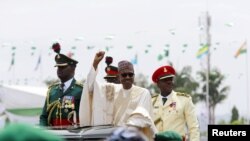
[39,79,83,126]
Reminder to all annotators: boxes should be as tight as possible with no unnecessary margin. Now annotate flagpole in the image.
[199,11,211,126]
[206,12,211,124]
[245,40,249,124]
[39,51,43,86]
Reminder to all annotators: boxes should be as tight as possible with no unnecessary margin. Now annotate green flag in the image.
[234,41,247,58]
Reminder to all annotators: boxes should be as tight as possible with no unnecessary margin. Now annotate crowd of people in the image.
[1,42,201,141]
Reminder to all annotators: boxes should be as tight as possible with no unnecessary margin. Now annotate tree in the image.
[134,73,150,89]
[231,118,245,125]
[148,83,160,95]
[134,73,159,96]
[197,68,230,124]
[174,66,200,103]
[230,106,239,123]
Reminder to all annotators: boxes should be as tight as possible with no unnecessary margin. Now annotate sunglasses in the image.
[121,73,134,78]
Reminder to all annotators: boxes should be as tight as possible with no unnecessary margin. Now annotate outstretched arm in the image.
[79,51,105,126]
[87,51,105,92]
[93,51,105,70]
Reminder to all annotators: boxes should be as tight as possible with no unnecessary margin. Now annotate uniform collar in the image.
[160,90,173,99]
[61,78,74,92]
[160,91,177,106]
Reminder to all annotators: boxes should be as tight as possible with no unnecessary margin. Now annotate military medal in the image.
[170,102,176,110]
[68,104,71,108]
[64,108,68,113]
[62,96,75,112]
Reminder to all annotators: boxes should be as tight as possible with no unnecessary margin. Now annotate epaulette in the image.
[46,82,60,108]
[48,82,60,89]
[177,92,190,98]
[151,93,159,105]
[75,81,83,88]
[151,93,159,98]
[154,116,162,125]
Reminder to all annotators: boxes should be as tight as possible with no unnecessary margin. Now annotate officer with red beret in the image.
[104,56,120,84]
[152,65,200,141]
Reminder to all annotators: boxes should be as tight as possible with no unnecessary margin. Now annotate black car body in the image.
[45,125,118,141]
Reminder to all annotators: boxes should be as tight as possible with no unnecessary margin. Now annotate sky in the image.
[0,0,250,121]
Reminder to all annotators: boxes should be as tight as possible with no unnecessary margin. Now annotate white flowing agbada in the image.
[79,66,157,140]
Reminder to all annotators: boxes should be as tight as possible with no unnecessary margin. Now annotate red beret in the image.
[152,65,176,83]
[104,66,119,78]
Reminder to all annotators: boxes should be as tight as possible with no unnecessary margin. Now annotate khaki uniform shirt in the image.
[152,91,200,141]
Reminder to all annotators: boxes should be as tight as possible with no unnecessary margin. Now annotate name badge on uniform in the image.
[62,96,75,110]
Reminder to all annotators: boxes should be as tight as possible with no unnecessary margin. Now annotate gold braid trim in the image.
[59,105,62,125]
[176,92,190,98]
[152,94,159,106]
[46,84,62,125]
[47,100,60,112]
[75,81,83,88]
[46,87,52,111]
[154,116,162,125]
[46,85,59,112]
[68,111,74,121]
[47,100,60,125]
[152,97,157,106]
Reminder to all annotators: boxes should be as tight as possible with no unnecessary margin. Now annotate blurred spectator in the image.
[106,126,148,141]
[0,103,8,128]
[0,123,64,141]
[155,131,183,141]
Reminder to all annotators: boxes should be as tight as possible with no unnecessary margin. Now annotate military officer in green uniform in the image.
[39,43,83,127]
[151,65,200,141]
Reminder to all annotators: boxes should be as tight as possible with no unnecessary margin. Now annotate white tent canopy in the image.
[0,85,47,109]
[0,85,47,125]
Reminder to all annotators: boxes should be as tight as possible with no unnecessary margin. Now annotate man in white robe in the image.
[79,51,157,140]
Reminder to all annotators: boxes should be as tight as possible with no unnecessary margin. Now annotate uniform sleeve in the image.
[39,99,48,126]
[184,97,200,141]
